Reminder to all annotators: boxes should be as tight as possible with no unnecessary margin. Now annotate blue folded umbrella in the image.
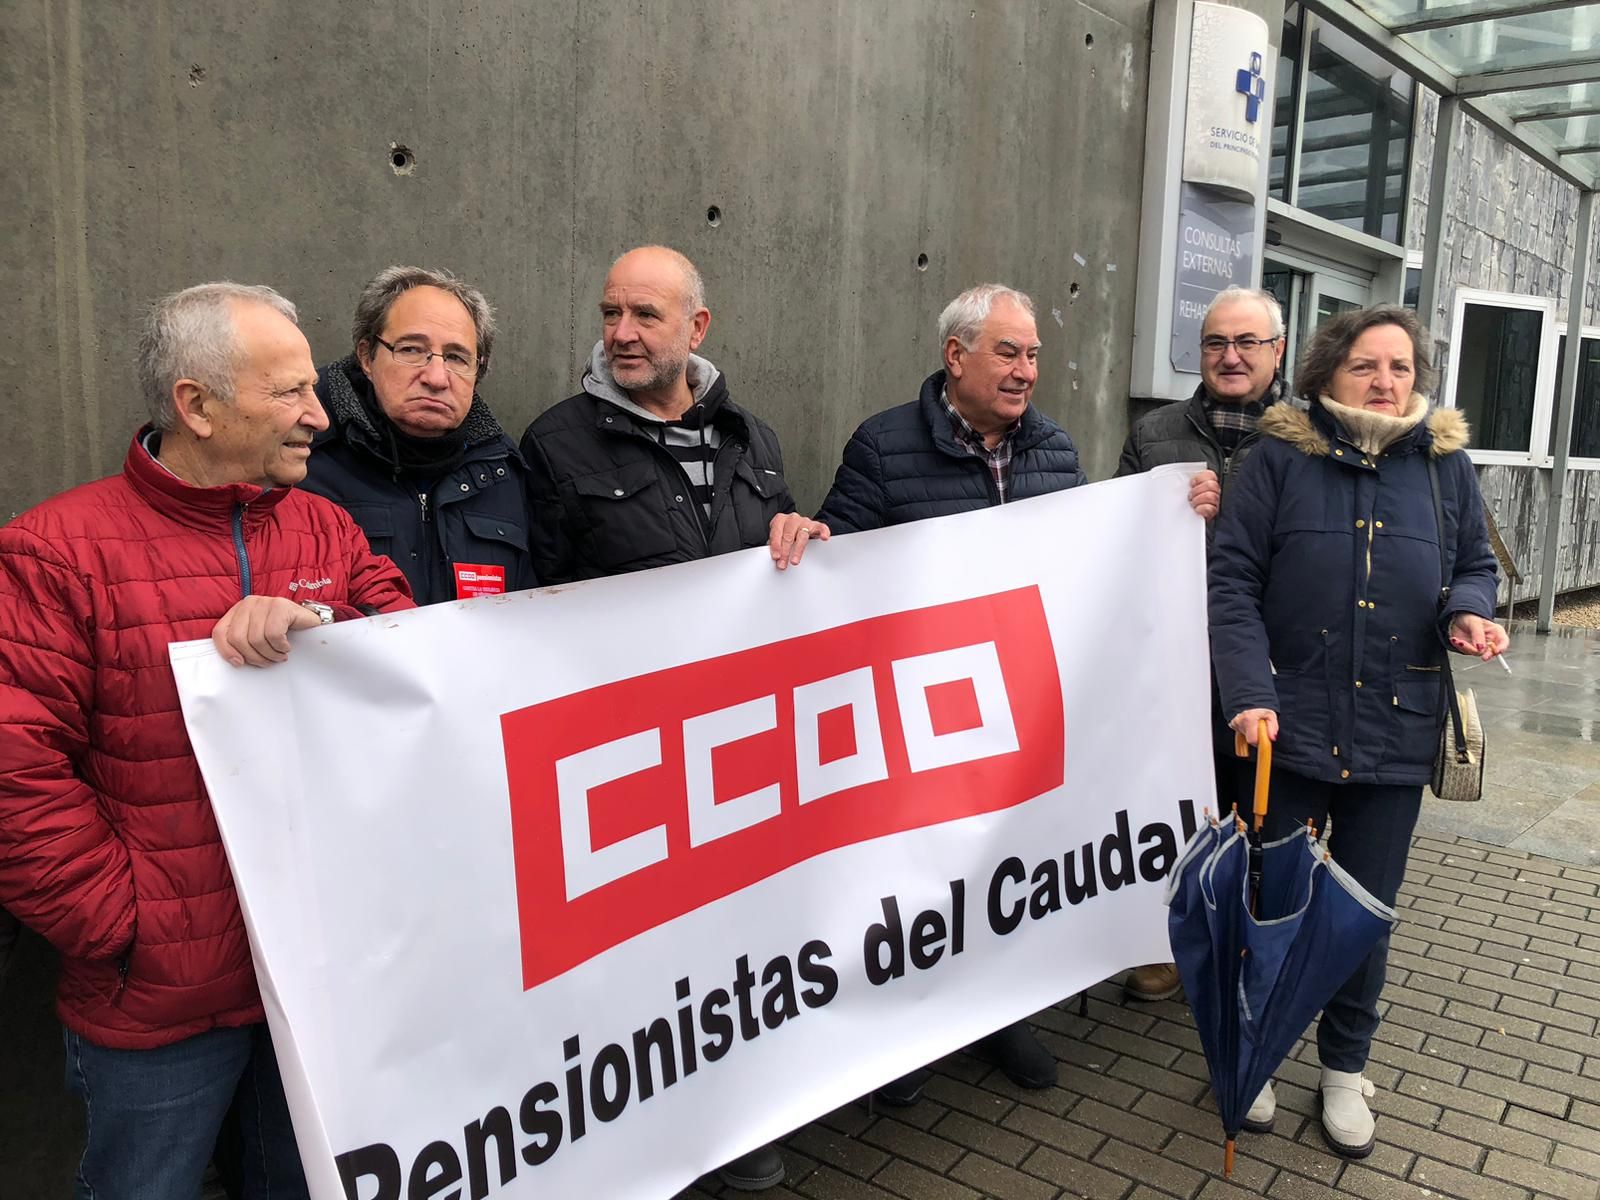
[1164,818,1395,1175]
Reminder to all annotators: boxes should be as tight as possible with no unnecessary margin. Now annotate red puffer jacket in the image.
[0,431,414,1049]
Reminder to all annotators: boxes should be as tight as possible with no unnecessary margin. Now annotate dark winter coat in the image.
[1209,402,1499,786]
[302,358,535,606]
[521,364,794,582]
[1114,379,1281,485]
[815,371,1087,533]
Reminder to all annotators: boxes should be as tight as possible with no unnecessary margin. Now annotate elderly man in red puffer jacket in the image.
[0,282,414,1199]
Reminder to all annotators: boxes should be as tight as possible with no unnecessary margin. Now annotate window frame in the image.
[1544,322,1600,471]
[1273,8,1417,246]
[1445,287,1560,467]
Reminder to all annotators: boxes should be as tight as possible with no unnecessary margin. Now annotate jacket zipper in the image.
[418,491,430,524]
[231,503,253,598]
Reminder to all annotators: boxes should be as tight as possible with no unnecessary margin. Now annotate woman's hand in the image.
[1230,708,1279,746]
[1448,614,1511,662]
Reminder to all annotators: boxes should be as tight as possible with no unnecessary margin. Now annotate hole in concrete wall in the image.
[188,64,206,86]
[390,144,416,176]
[1084,33,1094,48]
[916,253,929,271]
[706,205,723,227]
[1069,282,1081,301]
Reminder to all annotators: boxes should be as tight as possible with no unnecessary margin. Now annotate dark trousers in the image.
[1262,771,1422,1073]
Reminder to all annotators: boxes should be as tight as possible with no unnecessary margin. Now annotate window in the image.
[1446,290,1558,464]
[1270,5,1302,202]
[1548,333,1600,462]
[1270,8,1415,244]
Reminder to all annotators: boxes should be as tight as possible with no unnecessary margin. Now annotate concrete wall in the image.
[4,0,1167,525]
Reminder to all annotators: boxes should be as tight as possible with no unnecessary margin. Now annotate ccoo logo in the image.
[501,587,1066,989]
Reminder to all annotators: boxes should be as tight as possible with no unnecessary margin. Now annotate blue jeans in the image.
[64,1023,308,1200]
[1262,772,1423,1073]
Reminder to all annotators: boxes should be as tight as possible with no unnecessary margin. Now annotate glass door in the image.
[1263,252,1372,384]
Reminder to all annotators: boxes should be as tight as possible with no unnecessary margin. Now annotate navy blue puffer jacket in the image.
[815,371,1086,532]
[1209,401,1498,786]
[303,358,536,605]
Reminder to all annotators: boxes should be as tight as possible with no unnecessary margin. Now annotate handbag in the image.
[1427,458,1486,802]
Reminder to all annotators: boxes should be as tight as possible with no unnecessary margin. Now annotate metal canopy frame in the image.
[1296,0,1600,628]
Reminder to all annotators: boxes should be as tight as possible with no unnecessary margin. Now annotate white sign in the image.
[171,466,1214,1200]
[1183,1,1274,199]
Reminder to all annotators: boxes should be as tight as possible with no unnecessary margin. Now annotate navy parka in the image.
[1209,401,1499,786]
[302,358,536,606]
[815,370,1087,533]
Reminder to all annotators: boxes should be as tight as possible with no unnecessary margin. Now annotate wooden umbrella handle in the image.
[1253,718,1271,833]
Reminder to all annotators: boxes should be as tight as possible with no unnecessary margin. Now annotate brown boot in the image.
[1125,962,1181,1002]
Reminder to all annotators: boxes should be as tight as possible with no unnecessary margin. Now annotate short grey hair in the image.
[1204,287,1285,339]
[612,246,706,314]
[139,282,299,432]
[938,284,1036,348]
[350,266,497,379]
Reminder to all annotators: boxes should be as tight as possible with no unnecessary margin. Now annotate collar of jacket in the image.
[1189,374,1286,430]
[1258,397,1470,459]
[315,356,511,464]
[589,371,748,441]
[122,427,292,532]
[916,370,1056,459]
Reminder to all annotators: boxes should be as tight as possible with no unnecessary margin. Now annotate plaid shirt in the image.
[942,389,1022,503]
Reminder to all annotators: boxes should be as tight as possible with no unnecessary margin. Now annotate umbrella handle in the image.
[1253,718,1271,833]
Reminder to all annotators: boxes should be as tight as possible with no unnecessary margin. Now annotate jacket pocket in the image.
[730,458,792,543]
[571,463,678,567]
[342,503,396,557]
[461,511,528,552]
[1388,674,1444,772]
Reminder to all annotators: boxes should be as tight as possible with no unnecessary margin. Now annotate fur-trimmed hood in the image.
[1258,400,1469,458]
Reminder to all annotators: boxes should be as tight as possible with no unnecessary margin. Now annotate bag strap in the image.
[1427,457,1470,764]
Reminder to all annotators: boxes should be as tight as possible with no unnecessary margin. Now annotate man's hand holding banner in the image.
[171,464,1213,1200]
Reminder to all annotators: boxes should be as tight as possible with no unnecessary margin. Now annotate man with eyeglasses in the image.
[1113,284,1287,1012]
[301,266,535,605]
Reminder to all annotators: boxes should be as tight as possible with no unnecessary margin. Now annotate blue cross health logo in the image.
[1236,51,1265,123]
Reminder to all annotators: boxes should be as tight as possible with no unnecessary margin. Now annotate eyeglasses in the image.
[1200,334,1281,356]
[374,336,478,379]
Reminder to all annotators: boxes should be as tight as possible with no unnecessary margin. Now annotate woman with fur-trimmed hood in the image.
[1208,305,1508,1161]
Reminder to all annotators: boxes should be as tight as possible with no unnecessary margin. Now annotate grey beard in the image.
[609,350,688,395]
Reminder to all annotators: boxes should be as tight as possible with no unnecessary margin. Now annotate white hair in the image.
[938,283,1036,348]
[139,283,299,431]
[1203,287,1285,339]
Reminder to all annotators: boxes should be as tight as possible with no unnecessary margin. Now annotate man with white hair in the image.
[1113,286,1287,1017]
[0,283,413,1198]
[772,282,1221,1101]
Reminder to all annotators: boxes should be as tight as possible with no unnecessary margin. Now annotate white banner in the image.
[171,464,1214,1200]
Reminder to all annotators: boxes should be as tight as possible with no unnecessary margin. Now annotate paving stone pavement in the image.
[678,623,1600,1200]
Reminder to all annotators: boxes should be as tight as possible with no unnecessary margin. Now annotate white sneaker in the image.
[1243,1080,1276,1133]
[1319,1067,1376,1158]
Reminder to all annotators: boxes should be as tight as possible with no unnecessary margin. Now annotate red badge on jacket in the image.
[453,563,506,600]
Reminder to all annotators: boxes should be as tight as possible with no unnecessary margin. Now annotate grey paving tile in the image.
[1408,1157,1531,1200]
[1480,1149,1600,1200]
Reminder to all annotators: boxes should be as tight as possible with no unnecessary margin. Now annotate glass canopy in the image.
[1341,0,1600,189]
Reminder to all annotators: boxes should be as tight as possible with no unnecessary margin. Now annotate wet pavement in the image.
[1416,621,1600,866]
